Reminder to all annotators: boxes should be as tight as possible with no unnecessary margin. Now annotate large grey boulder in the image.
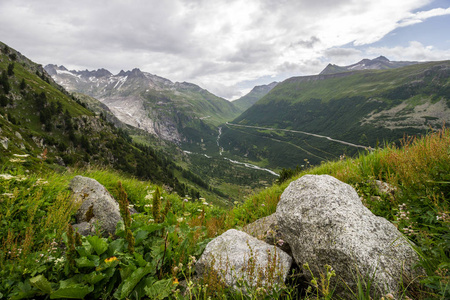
[196,229,292,292]
[276,175,420,297]
[70,176,121,236]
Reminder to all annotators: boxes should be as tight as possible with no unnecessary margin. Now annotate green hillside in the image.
[221,61,450,169]
[232,82,278,112]
[0,42,225,204]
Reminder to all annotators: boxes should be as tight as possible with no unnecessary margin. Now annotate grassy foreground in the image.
[1,127,449,299]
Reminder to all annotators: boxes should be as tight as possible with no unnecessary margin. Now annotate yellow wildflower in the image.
[105,256,118,263]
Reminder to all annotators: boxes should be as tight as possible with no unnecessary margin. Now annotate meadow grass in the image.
[0,128,449,299]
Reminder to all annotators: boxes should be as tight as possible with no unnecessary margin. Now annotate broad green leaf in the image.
[84,271,106,285]
[10,281,38,300]
[76,240,93,257]
[140,223,164,233]
[50,283,94,299]
[114,263,155,300]
[87,235,108,255]
[134,252,147,267]
[119,263,137,280]
[134,229,149,246]
[30,275,53,294]
[108,238,125,256]
[144,278,173,300]
[75,256,97,268]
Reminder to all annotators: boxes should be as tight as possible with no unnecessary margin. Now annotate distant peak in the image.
[374,56,389,62]
[93,68,112,77]
[117,70,127,76]
[116,68,145,78]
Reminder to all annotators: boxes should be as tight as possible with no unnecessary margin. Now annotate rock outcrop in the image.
[195,229,292,293]
[69,175,122,236]
[276,174,420,296]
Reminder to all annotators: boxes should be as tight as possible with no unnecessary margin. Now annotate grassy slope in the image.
[222,61,450,169]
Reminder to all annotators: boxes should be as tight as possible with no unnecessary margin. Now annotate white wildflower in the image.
[0,174,15,180]
[9,158,25,163]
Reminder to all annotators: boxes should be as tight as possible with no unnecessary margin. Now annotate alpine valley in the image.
[46,56,450,180]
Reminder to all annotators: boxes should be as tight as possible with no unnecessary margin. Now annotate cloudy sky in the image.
[1,0,449,99]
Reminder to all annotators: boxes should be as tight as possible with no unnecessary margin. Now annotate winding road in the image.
[225,122,374,151]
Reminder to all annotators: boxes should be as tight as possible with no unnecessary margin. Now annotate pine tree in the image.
[7,63,14,76]
[0,71,10,94]
[19,78,26,90]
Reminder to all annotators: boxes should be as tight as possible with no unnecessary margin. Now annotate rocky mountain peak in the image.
[91,68,112,78]
[116,68,145,78]
[374,55,390,62]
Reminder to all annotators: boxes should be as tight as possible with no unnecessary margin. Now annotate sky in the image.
[0,0,449,100]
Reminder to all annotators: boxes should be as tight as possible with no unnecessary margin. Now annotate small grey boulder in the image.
[196,229,292,293]
[70,175,121,236]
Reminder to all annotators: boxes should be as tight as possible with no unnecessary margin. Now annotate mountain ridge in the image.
[232,81,278,112]
[320,56,419,75]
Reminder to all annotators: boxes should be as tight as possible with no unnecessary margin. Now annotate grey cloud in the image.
[323,47,362,57]
[225,41,277,63]
[291,36,321,49]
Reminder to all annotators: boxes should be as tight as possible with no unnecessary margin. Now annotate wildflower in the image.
[9,158,25,163]
[149,219,155,223]
[34,178,49,186]
[144,204,152,208]
[202,202,209,205]
[0,174,15,180]
[261,204,265,207]
[1,193,14,198]
[277,239,285,247]
[385,293,395,299]
[173,278,179,285]
[183,198,189,202]
[105,256,118,263]
[177,217,184,223]
[128,204,134,209]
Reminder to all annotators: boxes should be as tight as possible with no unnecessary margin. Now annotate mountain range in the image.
[42,53,450,190]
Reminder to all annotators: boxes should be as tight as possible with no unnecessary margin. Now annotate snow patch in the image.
[113,76,128,89]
